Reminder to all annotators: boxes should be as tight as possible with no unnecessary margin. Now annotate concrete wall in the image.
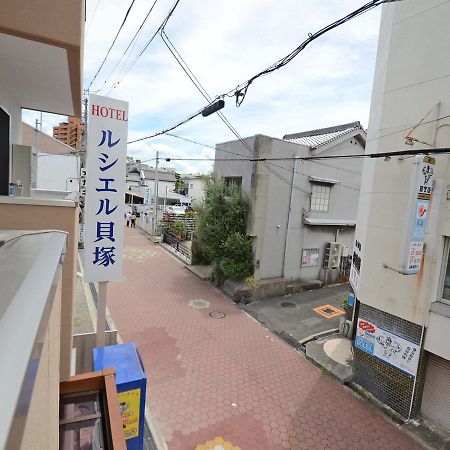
[20,279,61,450]
[36,153,79,191]
[22,122,74,155]
[0,197,79,380]
[354,0,450,326]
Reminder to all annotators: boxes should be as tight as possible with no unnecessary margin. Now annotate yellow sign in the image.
[118,388,141,440]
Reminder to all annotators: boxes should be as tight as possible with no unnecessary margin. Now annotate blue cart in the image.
[94,342,147,450]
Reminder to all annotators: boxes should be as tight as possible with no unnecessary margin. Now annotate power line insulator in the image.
[202,99,225,117]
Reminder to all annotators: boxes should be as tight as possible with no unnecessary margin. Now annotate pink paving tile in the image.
[106,227,423,450]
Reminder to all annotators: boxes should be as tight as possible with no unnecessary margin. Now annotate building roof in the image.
[283,122,364,149]
[143,169,176,182]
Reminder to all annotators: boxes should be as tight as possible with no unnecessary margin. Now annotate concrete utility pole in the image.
[153,150,159,234]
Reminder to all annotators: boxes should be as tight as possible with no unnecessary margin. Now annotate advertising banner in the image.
[400,155,435,274]
[354,316,420,377]
[83,94,129,282]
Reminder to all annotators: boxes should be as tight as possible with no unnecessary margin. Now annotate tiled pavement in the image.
[107,227,422,450]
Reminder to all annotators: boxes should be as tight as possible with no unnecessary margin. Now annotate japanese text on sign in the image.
[83,94,129,282]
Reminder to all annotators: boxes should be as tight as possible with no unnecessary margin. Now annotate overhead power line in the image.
[159,29,311,196]
[105,0,182,91]
[159,147,450,162]
[88,0,137,90]
[127,0,402,143]
[97,0,160,91]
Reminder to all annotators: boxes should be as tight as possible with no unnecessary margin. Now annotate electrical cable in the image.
[85,0,103,36]
[159,29,311,196]
[109,0,182,90]
[97,0,160,92]
[88,0,137,90]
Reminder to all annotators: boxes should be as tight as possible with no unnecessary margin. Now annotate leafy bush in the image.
[220,232,253,279]
[185,210,197,218]
[170,220,188,239]
[194,178,254,282]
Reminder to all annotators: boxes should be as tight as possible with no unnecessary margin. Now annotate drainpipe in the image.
[407,324,426,420]
[282,157,297,278]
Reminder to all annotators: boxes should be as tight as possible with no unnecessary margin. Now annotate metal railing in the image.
[162,232,192,260]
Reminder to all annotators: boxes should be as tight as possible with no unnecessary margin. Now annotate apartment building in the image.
[53,116,84,150]
[0,1,125,448]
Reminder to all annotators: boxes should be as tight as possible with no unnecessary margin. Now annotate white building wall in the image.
[355,0,450,326]
[36,154,79,191]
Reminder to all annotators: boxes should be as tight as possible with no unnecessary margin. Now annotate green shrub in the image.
[170,220,188,239]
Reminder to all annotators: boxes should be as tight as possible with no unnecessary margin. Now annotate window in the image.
[310,184,330,211]
[224,176,242,188]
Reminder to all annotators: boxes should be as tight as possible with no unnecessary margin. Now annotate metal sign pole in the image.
[96,281,108,347]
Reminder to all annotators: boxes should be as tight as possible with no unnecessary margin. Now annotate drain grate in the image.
[209,311,226,319]
[280,301,296,309]
[313,304,345,319]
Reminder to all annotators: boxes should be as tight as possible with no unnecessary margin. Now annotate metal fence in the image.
[163,232,192,260]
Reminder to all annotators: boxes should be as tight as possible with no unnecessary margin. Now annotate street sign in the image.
[83,94,129,282]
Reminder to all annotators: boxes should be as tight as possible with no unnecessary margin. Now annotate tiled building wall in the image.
[353,303,428,418]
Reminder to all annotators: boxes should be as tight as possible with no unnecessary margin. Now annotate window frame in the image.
[310,183,331,212]
[438,236,450,306]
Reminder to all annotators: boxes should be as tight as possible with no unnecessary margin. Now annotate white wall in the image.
[187,178,206,206]
[355,0,450,325]
[36,154,79,191]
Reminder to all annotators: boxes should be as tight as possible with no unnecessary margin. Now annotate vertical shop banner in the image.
[349,239,362,293]
[355,316,420,377]
[83,94,129,282]
[400,155,435,274]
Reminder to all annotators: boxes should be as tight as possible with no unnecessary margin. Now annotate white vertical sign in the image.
[83,94,129,282]
[400,155,435,275]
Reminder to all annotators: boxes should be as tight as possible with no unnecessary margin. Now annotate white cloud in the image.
[26,0,383,174]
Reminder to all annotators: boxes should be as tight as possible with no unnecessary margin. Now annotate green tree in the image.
[174,173,184,192]
[194,178,253,281]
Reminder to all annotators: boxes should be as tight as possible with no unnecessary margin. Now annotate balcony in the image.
[0,0,84,117]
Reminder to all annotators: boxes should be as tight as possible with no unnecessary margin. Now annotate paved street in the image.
[107,227,421,450]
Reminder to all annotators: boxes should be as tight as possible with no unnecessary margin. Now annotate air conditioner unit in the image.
[323,254,340,269]
[341,246,349,257]
[327,242,341,257]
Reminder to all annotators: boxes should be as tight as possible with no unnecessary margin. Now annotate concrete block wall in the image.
[354,303,428,418]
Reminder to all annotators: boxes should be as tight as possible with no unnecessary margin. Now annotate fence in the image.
[163,232,192,260]
[162,214,197,236]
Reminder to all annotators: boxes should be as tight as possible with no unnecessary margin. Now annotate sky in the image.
[22,0,382,175]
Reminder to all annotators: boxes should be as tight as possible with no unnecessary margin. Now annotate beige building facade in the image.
[351,0,450,430]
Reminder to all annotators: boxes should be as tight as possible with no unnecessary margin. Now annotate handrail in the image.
[0,230,67,450]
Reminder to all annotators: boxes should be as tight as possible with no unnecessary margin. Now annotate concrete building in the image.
[351,0,450,431]
[183,174,207,207]
[0,2,125,448]
[215,123,365,292]
[22,121,81,193]
[53,115,84,150]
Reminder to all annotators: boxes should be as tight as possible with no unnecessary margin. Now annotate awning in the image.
[309,175,341,184]
[304,217,356,226]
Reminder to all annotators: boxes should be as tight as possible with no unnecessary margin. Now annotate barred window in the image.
[310,184,330,211]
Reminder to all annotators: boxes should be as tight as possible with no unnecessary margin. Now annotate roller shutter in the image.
[421,353,450,431]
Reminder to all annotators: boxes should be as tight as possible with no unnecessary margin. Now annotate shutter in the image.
[421,353,450,431]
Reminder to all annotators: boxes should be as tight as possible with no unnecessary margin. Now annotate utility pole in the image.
[153,150,159,234]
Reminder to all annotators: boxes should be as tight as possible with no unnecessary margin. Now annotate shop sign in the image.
[355,316,420,377]
[83,94,129,282]
[400,155,435,274]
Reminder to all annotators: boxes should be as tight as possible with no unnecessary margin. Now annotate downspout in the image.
[282,157,297,278]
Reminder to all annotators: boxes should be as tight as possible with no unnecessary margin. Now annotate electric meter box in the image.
[94,342,147,450]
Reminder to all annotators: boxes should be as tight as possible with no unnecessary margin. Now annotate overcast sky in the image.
[23,0,382,174]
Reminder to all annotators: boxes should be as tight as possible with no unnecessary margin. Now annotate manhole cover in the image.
[321,307,336,316]
[280,301,296,309]
[209,311,226,319]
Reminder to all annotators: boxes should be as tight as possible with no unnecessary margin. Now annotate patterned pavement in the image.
[107,227,422,450]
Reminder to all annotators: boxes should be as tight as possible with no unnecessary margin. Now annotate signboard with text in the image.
[400,155,435,275]
[354,316,420,377]
[83,94,129,282]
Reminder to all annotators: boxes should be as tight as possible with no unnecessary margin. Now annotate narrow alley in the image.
[107,227,421,450]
